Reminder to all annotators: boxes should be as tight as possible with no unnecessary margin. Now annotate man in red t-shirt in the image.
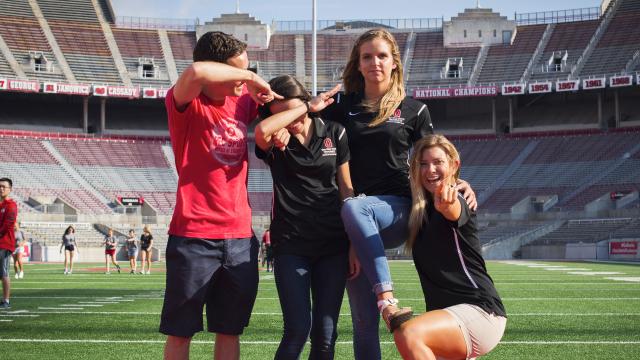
[159,31,280,360]
[0,178,18,310]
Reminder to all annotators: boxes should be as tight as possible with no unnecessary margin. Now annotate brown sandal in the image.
[378,298,413,333]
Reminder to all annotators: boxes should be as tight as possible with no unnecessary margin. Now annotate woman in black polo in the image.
[254,75,358,360]
[393,135,506,360]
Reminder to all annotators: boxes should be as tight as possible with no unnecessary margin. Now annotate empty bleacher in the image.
[529,20,598,80]
[112,28,171,87]
[48,20,121,83]
[248,34,297,82]
[477,24,546,84]
[408,31,480,87]
[37,0,99,23]
[529,218,633,245]
[167,31,196,75]
[580,0,640,76]
[0,0,35,18]
[0,17,66,81]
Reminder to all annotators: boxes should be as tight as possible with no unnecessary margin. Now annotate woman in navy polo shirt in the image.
[393,135,506,360]
[254,75,359,360]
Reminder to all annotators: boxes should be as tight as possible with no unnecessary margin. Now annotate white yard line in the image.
[0,338,639,345]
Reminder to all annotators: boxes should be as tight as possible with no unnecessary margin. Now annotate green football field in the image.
[1,260,639,359]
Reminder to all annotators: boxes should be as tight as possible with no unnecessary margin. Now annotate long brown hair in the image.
[406,135,461,253]
[342,29,405,127]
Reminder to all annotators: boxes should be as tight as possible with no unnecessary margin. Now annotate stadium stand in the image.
[112,28,172,87]
[167,30,196,74]
[529,20,599,80]
[580,0,640,76]
[408,31,480,87]
[477,24,547,84]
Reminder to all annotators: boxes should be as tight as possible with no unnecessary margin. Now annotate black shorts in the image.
[159,235,259,337]
[65,245,75,252]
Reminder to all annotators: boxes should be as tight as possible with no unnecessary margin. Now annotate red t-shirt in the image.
[262,230,271,245]
[166,86,258,239]
[0,198,17,252]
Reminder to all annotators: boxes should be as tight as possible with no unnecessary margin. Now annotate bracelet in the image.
[303,101,310,113]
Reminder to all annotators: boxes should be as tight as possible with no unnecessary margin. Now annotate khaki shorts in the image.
[442,303,507,360]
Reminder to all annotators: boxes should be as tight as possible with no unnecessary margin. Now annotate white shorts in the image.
[13,247,23,255]
[442,303,507,360]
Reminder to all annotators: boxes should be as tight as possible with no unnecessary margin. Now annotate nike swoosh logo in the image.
[348,111,361,116]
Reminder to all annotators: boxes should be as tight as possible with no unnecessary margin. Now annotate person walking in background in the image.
[139,225,153,275]
[393,135,506,360]
[126,229,138,274]
[160,30,280,360]
[12,222,26,279]
[60,225,78,275]
[0,178,17,310]
[262,229,274,272]
[102,228,120,274]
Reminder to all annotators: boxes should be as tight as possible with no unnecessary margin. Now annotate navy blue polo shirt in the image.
[412,194,506,317]
[321,93,434,197]
[255,117,350,257]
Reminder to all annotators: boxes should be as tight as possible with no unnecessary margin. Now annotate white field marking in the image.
[0,319,12,322]
[528,265,569,268]
[606,277,640,282]
[0,314,39,317]
[544,268,592,271]
[567,272,624,275]
[1,339,640,345]
[60,304,88,307]
[78,302,119,304]
[38,307,84,310]
[22,311,640,317]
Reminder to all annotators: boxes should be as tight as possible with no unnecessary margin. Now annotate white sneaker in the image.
[68,270,72,275]
[146,271,151,275]
[15,273,19,279]
[19,271,23,279]
[105,271,111,274]
[64,269,68,275]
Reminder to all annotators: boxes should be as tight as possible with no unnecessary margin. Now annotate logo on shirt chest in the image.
[387,109,405,124]
[210,117,247,166]
[321,137,336,157]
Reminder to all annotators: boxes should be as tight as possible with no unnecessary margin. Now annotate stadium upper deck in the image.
[0,0,638,94]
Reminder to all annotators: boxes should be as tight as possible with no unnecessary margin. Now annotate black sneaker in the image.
[0,301,10,310]
[116,265,121,274]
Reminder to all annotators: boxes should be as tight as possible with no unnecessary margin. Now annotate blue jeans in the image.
[273,252,348,360]
[341,195,411,360]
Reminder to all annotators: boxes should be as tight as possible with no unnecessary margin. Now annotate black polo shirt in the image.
[321,93,433,197]
[255,117,350,257]
[412,194,506,317]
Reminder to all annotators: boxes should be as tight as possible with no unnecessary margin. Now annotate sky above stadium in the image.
[110,0,602,22]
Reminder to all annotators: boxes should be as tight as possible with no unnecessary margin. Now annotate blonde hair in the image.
[406,134,461,253]
[143,225,152,235]
[342,28,405,127]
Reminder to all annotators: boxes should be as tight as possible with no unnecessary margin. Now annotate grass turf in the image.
[1,260,639,359]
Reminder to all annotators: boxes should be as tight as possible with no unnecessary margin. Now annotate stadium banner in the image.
[609,240,638,256]
[528,82,552,94]
[158,88,168,98]
[44,82,91,95]
[0,79,40,93]
[609,74,633,88]
[142,87,157,99]
[501,83,526,96]
[106,85,140,98]
[413,86,498,99]
[582,77,606,90]
[93,85,108,97]
[556,79,580,92]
